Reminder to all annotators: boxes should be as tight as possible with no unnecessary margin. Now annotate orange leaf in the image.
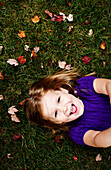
[19,99,26,105]
[31,50,37,59]
[18,31,26,38]
[100,41,106,50]
[31,15,40,23]
[0,72,4,80]
[68,2,72,7]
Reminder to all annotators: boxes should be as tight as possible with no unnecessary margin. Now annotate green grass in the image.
[0,0,111,169]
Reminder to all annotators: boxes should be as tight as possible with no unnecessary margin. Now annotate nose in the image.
[58,104,68,115]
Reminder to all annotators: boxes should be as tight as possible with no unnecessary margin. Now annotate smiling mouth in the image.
[70,104,77,115]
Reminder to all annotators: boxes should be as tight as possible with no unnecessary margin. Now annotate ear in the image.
[59,87,69,94]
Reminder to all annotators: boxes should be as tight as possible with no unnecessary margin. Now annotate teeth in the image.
[70,104,76,114]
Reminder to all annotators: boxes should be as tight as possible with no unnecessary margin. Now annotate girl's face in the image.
[41,88,84,124]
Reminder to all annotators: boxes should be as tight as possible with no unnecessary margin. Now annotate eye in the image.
[55,111,58,117]
[58,97,61,103]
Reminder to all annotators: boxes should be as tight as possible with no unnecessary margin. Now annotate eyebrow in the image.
[47,91,57,119]
[43,94,53,119]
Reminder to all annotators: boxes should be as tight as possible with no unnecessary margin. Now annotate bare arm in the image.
[93,78,111,103]
[83,128,111,148]
[83,78,111,147]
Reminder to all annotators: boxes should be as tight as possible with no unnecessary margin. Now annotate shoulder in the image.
[83,130,100,147]
[76,76,97,95]
[77,76,96,88]
[93,78,111,94]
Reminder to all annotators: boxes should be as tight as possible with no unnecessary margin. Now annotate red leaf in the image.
[17,56,26,64]
[54,135,63,142]
[51,15,64,22]
[81,22,85,26]
[0,2,3,7]
[73,155,78,161]
[82,55,91,64]
[13,133,21,141]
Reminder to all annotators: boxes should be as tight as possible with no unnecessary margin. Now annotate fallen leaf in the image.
[7,153,12,159]
[68,26,73,32]
[108,156,111,161]
[55,135,64,142]
[41,62,44,68]
[7,59,18,66]
[52,129,57,135]
[19,99,26,105]
[68,2,72,7]
[23,167,27,170]
[102,27,105,31]
[103,61,106,67]
[13,133,21,141]
[8,106,18,115]
[17,56,26,64]
[0,72,4,80]
[67,14,73,22]
[11,114,20,122]
[81,22,85,26]
[0,1,3,7]
[82,55,91,64]
[18,31,26,38]
[52,59,55,64]
[85,19,90,24]
[58,60,71,70]
[51,15,64,22]
[0,95,3,100]
[59,12,67,20]
[66,41,71,46]
[31,15,40,23]
[96,154,102,161]
[89,29,93,37]
[33,46,39,53]
[73,155,78,161]
[100,41,106,50]
[58,60,66,69]
[65,64,71,70]
[24,45,29,51]
[0,45,3,51]
[45,10,53,18]
[31,50,37,59]
[38,40,41,44]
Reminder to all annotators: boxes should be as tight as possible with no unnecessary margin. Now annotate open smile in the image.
[70,104,77,115]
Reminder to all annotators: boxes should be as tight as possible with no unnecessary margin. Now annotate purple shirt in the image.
[69,76,111,145]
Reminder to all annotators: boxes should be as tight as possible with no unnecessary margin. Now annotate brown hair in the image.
[24,68,81,131]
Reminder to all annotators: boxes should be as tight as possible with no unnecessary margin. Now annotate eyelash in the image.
[55,97,61,117]
[58,97,61,103]
[55,111,57,117]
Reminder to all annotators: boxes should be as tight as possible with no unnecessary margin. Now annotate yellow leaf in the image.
[31,15,40,23]
[100,41,106,50]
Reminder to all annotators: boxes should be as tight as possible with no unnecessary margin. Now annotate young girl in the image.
[24,68,111,148]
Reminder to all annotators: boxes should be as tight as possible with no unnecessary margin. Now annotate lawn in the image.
[0,0,111,169]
